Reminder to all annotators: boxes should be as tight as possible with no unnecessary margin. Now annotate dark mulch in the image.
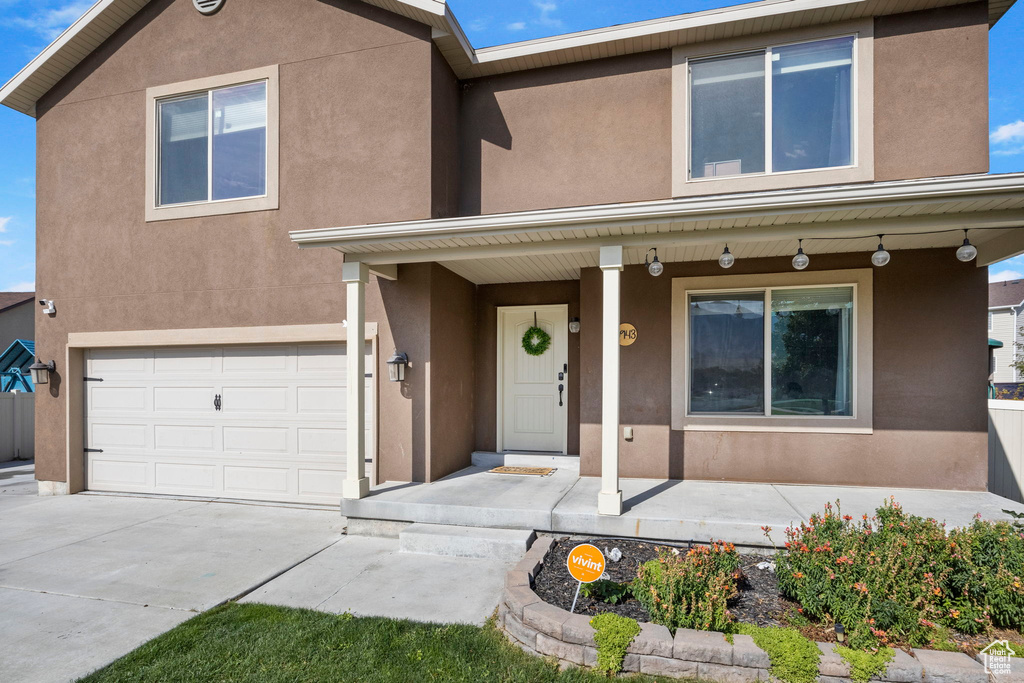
[533,538,787,626]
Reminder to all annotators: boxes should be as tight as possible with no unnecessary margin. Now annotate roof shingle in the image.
[0,292,34,313]
[990,281,1024,308]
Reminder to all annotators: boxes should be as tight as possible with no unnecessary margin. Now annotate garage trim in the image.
[65,323,378,495]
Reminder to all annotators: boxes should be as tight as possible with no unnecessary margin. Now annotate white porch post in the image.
[342,261,370,500]
[598,246,623,516]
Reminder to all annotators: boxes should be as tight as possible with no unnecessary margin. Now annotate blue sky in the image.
[0,0,1023,292]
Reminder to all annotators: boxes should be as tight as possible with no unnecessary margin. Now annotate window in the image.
[158,81,267,206]
[688,286,853,417]
[671,269,872,433]
[146,65,279,222]
[689,36,855,179]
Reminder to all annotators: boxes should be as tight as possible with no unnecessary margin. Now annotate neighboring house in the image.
[0,292,34,357]
[1,0,1022,512]
[989,280,1024,385]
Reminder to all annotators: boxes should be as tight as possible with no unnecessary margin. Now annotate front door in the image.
[499,305,568,453]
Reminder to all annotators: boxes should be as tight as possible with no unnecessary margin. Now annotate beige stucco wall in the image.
[579,248,989,491]
[0,302,35,355]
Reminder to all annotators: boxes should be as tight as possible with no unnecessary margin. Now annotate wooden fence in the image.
[0,391,34,462]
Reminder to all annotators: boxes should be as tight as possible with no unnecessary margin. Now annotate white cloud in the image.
[0,217,10,233]
[994,145,1024,157]
[10,1,94,42]
[991,269,1024,283]
[532,0,562,27]
[506,21,527,31]
[466,18,488,32]
[4,281,35,292]
[0,240,14,247]
[992,120,1024,144]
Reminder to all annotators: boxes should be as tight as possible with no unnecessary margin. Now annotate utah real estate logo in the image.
[980,640,1017,676]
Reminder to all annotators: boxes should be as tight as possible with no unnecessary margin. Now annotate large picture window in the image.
[688,285,855,417]
[158,81,268,206]
[689,36,854,179]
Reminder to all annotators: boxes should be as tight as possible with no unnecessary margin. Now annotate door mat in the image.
[489,466,555,476]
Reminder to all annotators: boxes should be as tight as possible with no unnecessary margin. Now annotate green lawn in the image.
[79,603,682,682]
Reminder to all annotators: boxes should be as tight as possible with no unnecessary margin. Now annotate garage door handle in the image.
[214,394,222,411]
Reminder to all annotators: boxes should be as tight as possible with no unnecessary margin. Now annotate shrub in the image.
[836,646,894,683]
[580,579,631,605]
[631,541,741,632]
[775,499,1024,649]
[589,613,640,674]
[736,624,820,683]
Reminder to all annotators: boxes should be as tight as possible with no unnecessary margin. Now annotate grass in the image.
[79,603,691,683]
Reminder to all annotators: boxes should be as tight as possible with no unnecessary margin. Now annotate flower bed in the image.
[499,499,1024,683]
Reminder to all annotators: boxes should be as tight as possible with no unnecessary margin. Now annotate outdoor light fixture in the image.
[645,248,664,277]
[29,358,55,386]
[792,240,809,271]
[871,235,891,267]
[956,230,978,262]
[569,317,581,334]
[718,245,735,269]
[385,351,408,383]
[835,623,846,644]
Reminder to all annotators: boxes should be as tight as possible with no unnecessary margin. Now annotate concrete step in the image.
[398,523,536,562]
[471,451,580,470]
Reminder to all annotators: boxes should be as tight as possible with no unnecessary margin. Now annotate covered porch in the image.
[291,173,1024,517]
[339,458,1024,547]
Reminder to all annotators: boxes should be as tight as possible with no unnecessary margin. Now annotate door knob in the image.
[558,383,564,407]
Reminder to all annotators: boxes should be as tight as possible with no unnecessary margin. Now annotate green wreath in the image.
[522,326,552,356]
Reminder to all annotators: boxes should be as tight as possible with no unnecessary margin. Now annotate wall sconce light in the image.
[386,351,408,383]
[29,358,55,385]
[569,317,581,334]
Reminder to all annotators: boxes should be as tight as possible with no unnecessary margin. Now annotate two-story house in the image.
[2,0,1022,515]
[989,279,1024,385]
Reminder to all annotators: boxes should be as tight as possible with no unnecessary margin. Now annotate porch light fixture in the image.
[569,317,581,334]
[792,240,809,270]
[29,358,55,386]
[956,230,978,262]
[645,248,664,277]
[718,245,735,269]
[385,351,408,383]
[871,235,891,267]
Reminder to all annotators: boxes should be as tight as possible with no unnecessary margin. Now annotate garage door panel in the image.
[154,425,217,452]
[221,387,289,413]
[85,342,373,505]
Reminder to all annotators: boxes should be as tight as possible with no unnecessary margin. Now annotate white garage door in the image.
[84,342,374,505]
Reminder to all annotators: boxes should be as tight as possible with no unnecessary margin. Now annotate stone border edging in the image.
[497,537,1004,682]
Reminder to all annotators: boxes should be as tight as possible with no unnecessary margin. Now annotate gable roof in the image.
[1,0,1017,116]
[0,339,35,392]
[0,292,35,314]
[990,280,1024,308]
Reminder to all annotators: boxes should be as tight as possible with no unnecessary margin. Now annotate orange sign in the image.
[619,323,637,346]
[566,544,606,583]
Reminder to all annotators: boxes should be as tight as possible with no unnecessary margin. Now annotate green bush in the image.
[736,624,820,683]
[580,579,631,605]
[835,645,894,683]
[589,613,640,674]
[631,541,741,632]
[775,499,1024,650]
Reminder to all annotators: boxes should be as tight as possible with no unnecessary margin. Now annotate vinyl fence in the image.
[0,391,34,462]
[989,399,1024,503]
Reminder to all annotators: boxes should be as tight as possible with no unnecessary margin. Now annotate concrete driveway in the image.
[0,463,344,683]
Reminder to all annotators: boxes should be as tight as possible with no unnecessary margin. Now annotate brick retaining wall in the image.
[498,537,1017,682]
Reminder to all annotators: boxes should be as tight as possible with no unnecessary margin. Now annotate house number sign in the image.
[619,323,638,346]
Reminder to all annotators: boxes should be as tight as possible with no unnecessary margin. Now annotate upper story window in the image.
[689,36,855,180]
[158,81,268,206]
[145,65,279,222]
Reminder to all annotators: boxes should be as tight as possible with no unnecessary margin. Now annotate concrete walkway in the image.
[344,468,1024,546]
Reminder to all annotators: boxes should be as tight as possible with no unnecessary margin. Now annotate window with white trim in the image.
[689,36,855,179]
[157,80,268,207]
[688,285,854,417]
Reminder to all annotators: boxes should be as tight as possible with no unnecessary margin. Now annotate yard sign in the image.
[566,544,605,613]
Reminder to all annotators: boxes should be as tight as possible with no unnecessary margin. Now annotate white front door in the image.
[499,305,568,453]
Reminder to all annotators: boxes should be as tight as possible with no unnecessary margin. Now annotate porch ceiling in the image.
[290,173,1024,285]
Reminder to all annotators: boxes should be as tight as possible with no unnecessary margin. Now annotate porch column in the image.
[598,246,623,516]
[342,261,370,500]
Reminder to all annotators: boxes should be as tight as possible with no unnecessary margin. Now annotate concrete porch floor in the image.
[344,467,1024,547]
